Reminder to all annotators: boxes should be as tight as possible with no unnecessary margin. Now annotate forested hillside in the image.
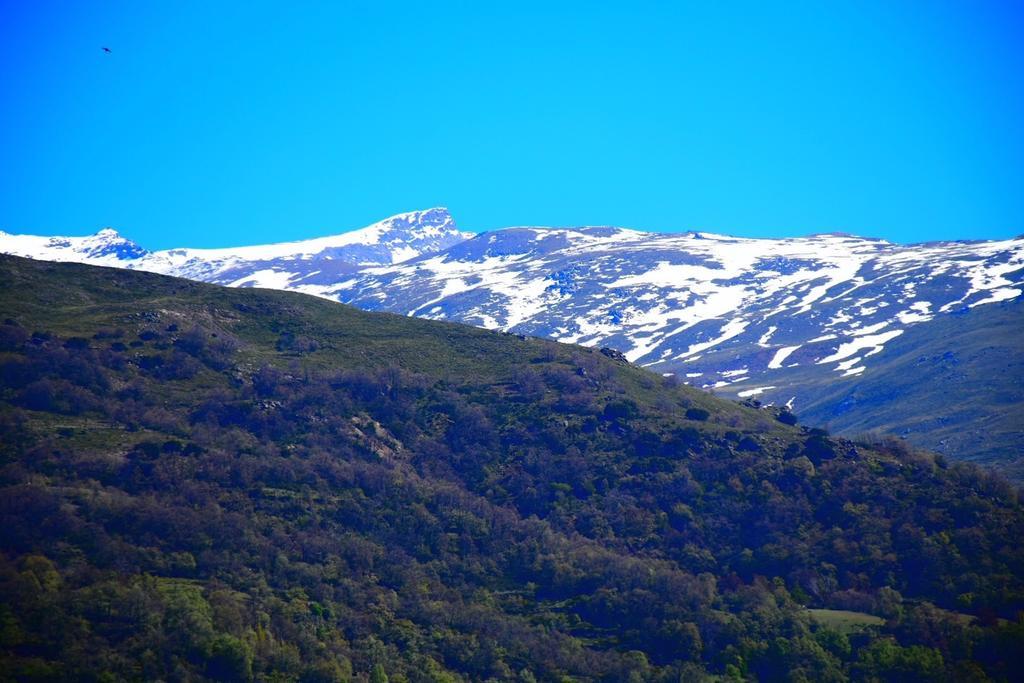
[1,255,1022,682]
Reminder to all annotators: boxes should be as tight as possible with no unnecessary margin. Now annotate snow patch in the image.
[768,346,800,370]
[818,329,904,365]
[738,386,776,398]
[757,326,777,347]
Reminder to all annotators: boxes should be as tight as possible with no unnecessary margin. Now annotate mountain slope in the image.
[330,227,1021,373]
[1,254,1023,681]
[2,214,1022,471]
[325,226,1024,472]
[723,297,1024,478]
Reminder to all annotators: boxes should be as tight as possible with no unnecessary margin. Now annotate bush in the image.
[276,331,319,354]
[174,326,238,370]
[17,379,97,415]
[804,434,838,463]
[737,436,761,452]
[603,399,638,423]
[685,408,710,422]
[0,323,29,350]
[776,410,798,425]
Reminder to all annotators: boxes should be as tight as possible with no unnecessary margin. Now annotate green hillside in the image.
[1,255,1022,682]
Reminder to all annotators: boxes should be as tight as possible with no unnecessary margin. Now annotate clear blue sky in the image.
[1,1,1022,248]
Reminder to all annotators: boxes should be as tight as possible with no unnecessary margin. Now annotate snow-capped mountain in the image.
[324,226,1021,382]
[3,209,1022,469]
[0,227,150,265]
[0,207,470,288]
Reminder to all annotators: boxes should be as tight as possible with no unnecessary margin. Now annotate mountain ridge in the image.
[3,209,1022,472]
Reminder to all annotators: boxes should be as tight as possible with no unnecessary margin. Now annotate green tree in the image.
[370,663,389,683]
[205,634,253,682]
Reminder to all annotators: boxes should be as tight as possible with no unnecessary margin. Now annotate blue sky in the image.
[1,1,1022,248]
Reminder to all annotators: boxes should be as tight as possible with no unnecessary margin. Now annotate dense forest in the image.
[1,255,1022,682]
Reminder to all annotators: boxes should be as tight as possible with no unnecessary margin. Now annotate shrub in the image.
[777,410,798,426]
[17,379,97,414]
[276,331,319,354]
[685,407,710,421]
[738,436,761,452]
[603,399,638,423]
[0,323,29,350]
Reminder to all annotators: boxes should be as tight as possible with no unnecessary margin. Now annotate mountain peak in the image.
[406,206,451,220]
[83,229,148,259]
[377,207,458,234]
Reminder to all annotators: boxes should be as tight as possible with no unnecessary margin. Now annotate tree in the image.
[206,634,253,682]
[369,663,389,683]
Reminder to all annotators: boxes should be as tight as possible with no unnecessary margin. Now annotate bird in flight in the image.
[101,47,112,53]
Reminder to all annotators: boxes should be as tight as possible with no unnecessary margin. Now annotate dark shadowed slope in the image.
[1,254,1022,682]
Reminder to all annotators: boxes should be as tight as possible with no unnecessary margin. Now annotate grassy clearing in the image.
[807,608,886,633]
